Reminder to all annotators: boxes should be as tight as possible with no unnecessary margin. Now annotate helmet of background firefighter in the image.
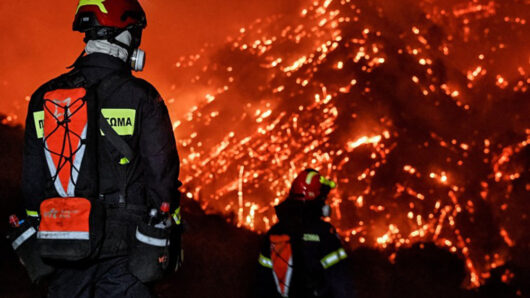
[288,169,337,217]
[73,0,147,71]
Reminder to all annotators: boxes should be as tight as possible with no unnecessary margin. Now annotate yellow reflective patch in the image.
[303,233,320,242]
[101,109,136,136]
[76,0,108,14]
[33,111,44,139]
[319,176,337,188]
[26,209,39,217]
[172,207,182,225]
[258,254,273,268]
[321,248,347,269]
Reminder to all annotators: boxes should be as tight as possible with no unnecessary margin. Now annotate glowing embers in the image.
[168,0,529,288]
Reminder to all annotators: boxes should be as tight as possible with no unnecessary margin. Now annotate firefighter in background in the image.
[21,0,180,296]
[256,169,355,298]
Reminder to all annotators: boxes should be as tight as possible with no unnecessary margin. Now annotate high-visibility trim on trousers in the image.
[11,227,37,250]
[320,248,347,269]
[258,254,273,268]
[37,231,90,240]
[135,228,169,247]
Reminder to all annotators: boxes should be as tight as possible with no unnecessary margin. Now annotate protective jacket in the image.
[22,53,180,258]
[256,199,355,298]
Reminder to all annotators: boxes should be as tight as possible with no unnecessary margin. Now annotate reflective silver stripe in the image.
[37,231,90,240]
[258,254,273,268]
[135,228,169,247]
[11,227,36,250]
[67,124,87,196]
[321,248,347,269]
[272,255,293,297]
[44,143,68,198]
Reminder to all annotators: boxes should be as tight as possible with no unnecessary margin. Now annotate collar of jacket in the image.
[74,53,130,72]
[73,53,131,85]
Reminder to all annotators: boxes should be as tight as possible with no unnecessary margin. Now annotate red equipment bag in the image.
[38,197,104,261]
[36,84,105,261]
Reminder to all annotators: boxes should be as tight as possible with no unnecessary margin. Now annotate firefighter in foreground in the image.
[256,169,355,298]
[16,0,181,296]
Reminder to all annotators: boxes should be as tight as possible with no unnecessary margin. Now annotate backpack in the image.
[36,69,133,261]
[269,232,329,298]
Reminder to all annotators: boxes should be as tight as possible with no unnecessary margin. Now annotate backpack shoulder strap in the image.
[95,73,135,206]
[46,69,87,91]
[96,74,135,163]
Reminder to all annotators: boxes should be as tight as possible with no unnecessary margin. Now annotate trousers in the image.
[47,256,152,298]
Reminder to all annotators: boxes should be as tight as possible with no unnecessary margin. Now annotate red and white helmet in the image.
[289,169,336,201]
[73,0,147,34]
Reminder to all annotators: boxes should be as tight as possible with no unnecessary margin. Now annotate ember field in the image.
[170,0,530,289]
[0,120,527,298]
[1,0,529,296]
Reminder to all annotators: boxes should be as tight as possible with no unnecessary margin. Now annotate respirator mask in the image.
[129,48,146,72]
[322,204,331,218]
[112,28,146,72]
[84,27,146,72]
[127,27,146,72]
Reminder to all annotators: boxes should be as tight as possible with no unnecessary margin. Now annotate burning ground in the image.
[168,0,530,289]
[0,117,527,298]
[0,0,529,296]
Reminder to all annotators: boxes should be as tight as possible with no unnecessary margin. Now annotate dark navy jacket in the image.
[256,199,355,298]
[22,53,180,257]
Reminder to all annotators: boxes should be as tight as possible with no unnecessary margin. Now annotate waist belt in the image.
[99,193,147,212]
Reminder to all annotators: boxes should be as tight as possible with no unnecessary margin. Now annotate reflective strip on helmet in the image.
[258,254,273,268]
[26,209,39,218]
[76,0,108,14]
[37,231,90,240]
[11,227,36,250]
[33,111,44,139]
[305,171,319,184]
[172,207,182,225]
[136,228,169,247]
[320,248,347,269]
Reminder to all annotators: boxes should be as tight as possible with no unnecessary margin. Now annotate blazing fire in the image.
[0,0,527,290]
[168,0,529,287]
